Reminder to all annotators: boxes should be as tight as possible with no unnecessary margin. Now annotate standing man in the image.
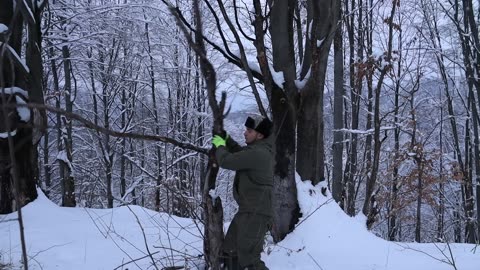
[212,115,274,270]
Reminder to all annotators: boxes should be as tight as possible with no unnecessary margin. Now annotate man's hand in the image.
[212,135,227,148]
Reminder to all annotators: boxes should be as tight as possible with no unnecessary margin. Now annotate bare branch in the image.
[162,0,264,83]
[216,0,267,117]
[233,0,255,42]
[127,205,159,270]
[1,102,209,154]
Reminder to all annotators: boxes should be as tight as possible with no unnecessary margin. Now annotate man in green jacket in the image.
[212,115,274,270]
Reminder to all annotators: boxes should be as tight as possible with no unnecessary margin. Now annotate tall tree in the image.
[211,0,339,242]
[332,1,344,204]
[343,0,362,216]
[166,0,227,267]
[60,35,76,207]
[0,0,46,213]
[362,0,399,228]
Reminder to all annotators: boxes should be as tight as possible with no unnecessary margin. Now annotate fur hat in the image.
[245,115,273,138]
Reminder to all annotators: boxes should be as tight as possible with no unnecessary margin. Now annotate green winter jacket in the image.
[215,136,274,217]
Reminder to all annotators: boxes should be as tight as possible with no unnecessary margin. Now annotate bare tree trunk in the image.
[271,95,299,243]
[415,156,424,243]
[463,3,480,231]
[120,85,127,198]
[273,0,338,240]
[139,138,146,207]
[437,93,445,240]
[167,1,226,267]
[455,0,478,243]
[120,147,126,198]
[361,0,373,217]
[389,96,400,241]
[387,11,402,239]
[0,0,42,211]
[145,20,163,211]
[465,90,476,243]
[43,130,51,196]
[267,0,301,243]
[60,44,76,207]
[332,1,344,204]
[296,0,319,184]
[104,119,113,208]
[474,100,480,241]
[389,38,401,241]
[41,45,52,196]
[0,2,46,268]
[98,39,118,209]
[454,209,462,242]
[297,0,337,185]
[53,58,66,202]
[49,46,62,199]
[363,75,381,229]
[344,0,360,217]
[88,48,99,127]
[461,0,480,111]
[365,0,374,184]
[363,1,398,228]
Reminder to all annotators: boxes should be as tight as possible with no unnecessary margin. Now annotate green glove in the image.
[212,135,227,148]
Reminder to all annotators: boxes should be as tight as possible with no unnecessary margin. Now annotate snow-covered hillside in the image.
[1,178,478,270]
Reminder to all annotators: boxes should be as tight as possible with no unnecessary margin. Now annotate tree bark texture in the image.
[0,0,46,213]
[332,2,344,204]
[268,0,338,241]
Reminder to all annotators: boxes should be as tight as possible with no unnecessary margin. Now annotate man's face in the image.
[244,128,263,145]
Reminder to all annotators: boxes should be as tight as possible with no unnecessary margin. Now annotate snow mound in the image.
[263,175,479,270]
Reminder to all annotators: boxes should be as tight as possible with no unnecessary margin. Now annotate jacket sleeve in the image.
[215,146,259,171]
[226,136,243,153]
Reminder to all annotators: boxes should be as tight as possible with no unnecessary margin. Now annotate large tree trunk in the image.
[297,0,336,185]
[296,0,319,184]
[270,88,300,243]
[455,0,478,243]
[268,0,301,242]
[0,0,45,213]
[269,0,338,241]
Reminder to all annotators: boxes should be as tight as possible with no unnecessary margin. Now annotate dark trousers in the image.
[222,212,271,270]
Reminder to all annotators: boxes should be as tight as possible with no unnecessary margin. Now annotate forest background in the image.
[1,0,480,267]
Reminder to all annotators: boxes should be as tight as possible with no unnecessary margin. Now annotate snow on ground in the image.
[1,177,478,269]
[264,178,479,270]
[0,193,204,269]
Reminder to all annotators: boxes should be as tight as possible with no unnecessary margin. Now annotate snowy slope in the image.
[0,193,204,269]
[1,178,478,270]
[264,179,479,270]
